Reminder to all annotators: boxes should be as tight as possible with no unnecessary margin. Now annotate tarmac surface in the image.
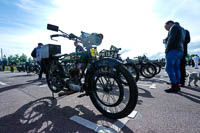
[0,66,200,133]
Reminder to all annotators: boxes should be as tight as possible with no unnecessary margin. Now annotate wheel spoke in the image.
[99,77,106,88]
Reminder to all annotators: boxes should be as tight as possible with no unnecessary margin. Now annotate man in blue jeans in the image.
[164,20,185,93]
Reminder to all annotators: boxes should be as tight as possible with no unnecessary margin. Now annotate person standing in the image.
[163,20,185,93]
[32,43,44,80]
[193,55,199,69]
[180,29,190,86]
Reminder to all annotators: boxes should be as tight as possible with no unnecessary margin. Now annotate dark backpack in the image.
[185,30,190,44]
[31,48,36,58]
[183,30,191,56]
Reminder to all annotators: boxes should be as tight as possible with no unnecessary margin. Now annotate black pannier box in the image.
[41,44,61,59]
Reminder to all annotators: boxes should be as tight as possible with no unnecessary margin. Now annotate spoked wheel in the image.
[89,64,138,119]
[46,64,64,93]
[140,63,156,78]
[153,62,161,75]
[94,73,124,107]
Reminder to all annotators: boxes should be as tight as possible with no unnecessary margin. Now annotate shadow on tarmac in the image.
[183,86,200,93]
[140,78,168,84]
[137,87,154,105]
[138,87,154,99]
[0,97,135,133]
[0,79,46,93]
[178,91,200,104]
[8,74,34,78]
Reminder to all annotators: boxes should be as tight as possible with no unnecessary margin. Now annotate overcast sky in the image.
[0,0,200,59]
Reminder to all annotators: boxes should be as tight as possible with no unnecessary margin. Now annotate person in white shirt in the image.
[193,55,199,69]
[35,43,44,80]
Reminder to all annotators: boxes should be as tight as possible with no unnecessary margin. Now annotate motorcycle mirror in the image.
[47,24,59,32]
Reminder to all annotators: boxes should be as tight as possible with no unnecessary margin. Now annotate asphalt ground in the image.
[0,66,199,133]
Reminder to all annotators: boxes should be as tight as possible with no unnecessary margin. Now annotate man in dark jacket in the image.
[180,30,190,86]
[32,43,44,80]
[164,20,185,93]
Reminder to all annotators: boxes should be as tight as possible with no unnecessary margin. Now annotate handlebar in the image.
[47,24,104,50]
[50,33,81,43]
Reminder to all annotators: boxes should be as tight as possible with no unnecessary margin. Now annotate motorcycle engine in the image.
[69,66,80,85]
[64,63,81,85]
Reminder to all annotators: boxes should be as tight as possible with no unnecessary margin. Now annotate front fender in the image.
[94,57,122,68]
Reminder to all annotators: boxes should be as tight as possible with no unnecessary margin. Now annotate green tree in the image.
[13,54,20,63]
[2,55,8,65]
[19,53,27,62]
[191,54,198,57]
[8,55,14,64]
[2,55,7,61]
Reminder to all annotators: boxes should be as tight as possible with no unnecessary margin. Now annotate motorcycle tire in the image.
[46,64,64,93]
[140,63,157,79]
[153,62,161,75]
[89,64,138,119]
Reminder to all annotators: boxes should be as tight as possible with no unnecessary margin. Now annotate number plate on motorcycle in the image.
[99,50,118,58]
[90,48,98,57]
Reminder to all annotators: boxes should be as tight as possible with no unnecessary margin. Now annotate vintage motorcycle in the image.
[26,62,40,74]
[43,24,138,119]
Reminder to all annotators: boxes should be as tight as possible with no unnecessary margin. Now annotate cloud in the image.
[15,0,56,15]
[15,0,35,11]
[149,52,165,59]
[1,0,200,60]
[0,0,59,58]
[188,41,200,55]
[119,49,131,55]
[47,0,167,58]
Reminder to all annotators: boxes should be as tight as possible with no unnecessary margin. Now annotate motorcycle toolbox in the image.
[41,44,61,59]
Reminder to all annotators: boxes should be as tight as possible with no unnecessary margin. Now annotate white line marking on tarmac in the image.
[39,85,47,87]
[128,110,138,119]
[70,115,110,133]
[149,84,156,89]
[137,84,151,87]
[70,111,138,133]
[0,81,7,86]
[137,83,156,89]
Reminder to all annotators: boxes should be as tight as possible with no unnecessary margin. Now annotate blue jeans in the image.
[165,50,183,84]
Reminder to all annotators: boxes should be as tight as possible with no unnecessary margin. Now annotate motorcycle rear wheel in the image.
[46,64,64,93]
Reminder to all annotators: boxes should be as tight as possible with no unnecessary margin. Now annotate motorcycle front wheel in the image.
[89,64,138,119]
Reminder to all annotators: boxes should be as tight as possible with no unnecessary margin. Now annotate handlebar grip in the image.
[51,34,60,38]
[69,33,77,40]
